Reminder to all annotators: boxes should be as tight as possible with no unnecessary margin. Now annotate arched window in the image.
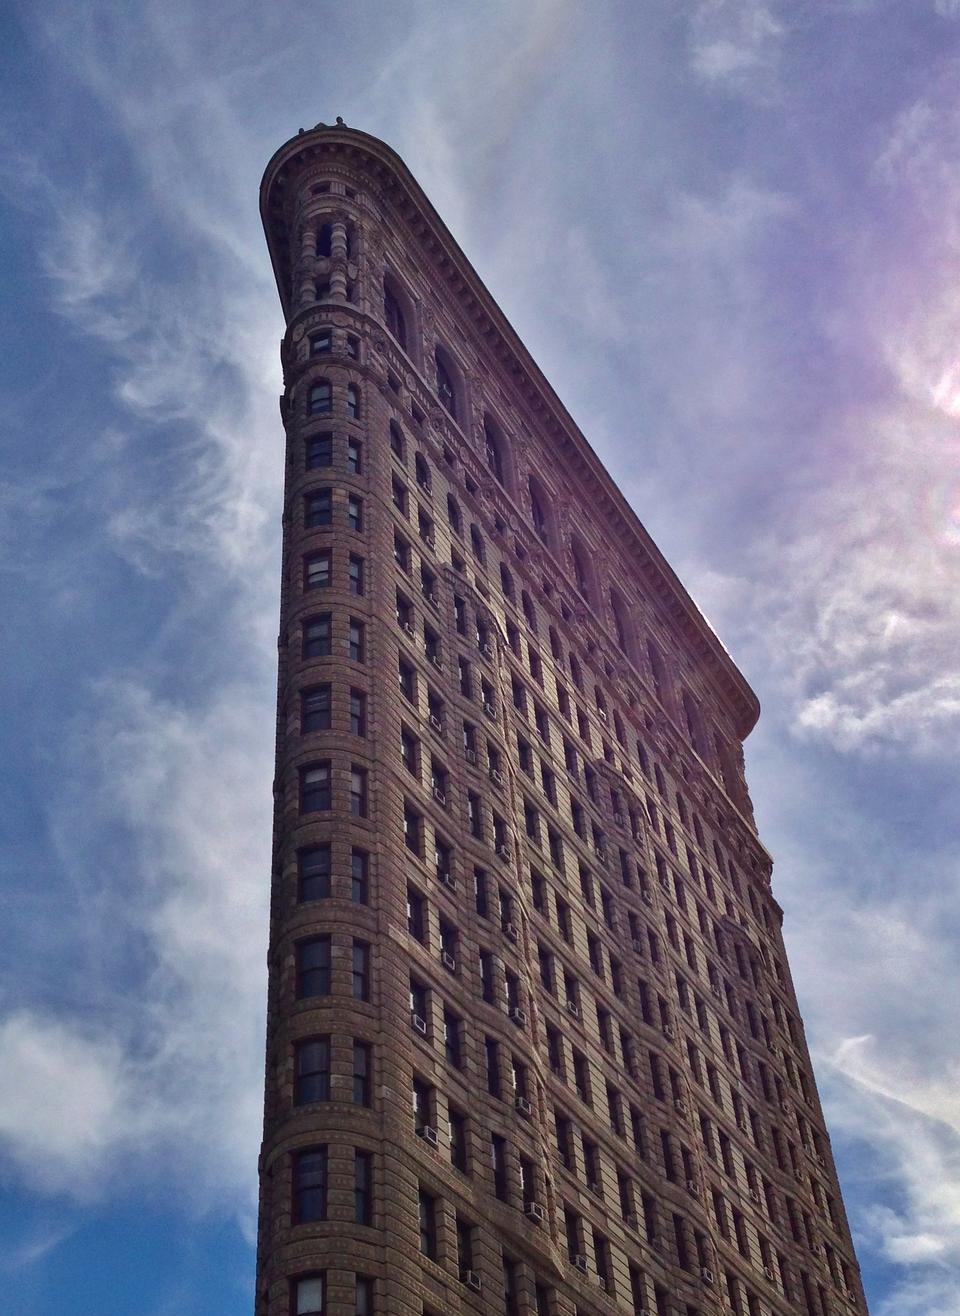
[571,536,592,601]
[317,222,333,258]
[344,224,355,260]
[569,652,583,691]
[609,586,636,661]
[346,385,360,420]
[435,348,457,420]
[415,453,431,492]
[447,494,462,535]
[484,415,505,485]
[383,276,407,350]
[499,562,515,601]
[470,524,485,564]
[528,475,549,544]
[648,641,669,705]
[389,421,405,459]
[308,381,332,416]
[683,690,709,760]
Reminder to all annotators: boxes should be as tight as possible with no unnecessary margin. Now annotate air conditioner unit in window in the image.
[429,654,444,671]
[515,1095,532,1116]
[597,708,608,723]
[461,1270,482,1292]
[438,872,456,890]
[425,534,436,549]
[685,1179,698,1195]
[816,1152,826,1167]
[489,767,503,785]
[411,1013,428,1035]
[480,642,494,658]
[613,812,626,826]
[659,877,671,892]
[594,847,607,863]
[632,938,644,955]
[509,1006,526,1026]
[524,1200,545,1223]
[673,1098,686,1115]
[433,786,446,804]
[502,921,519,943]
[496,843,511,860]
[780,1101,791,1115]
[662,1024,675,1040]
[573,1255,588,1274]
[625,1212,640,1231]
[763,1266,776,1282]
[441,951,456,971]
[700,1267,714,1285]
[749,1188,761,1204]
[417,1125,438,1146]
[425,592,439,608]
[596,1276,608,1291]
[711,985,723,999]
[587,1180,601,1196]
[402,621,415,637]
[465,748,478,765]
[429,713,443,732]
[566,1000,580,1018]
[641,889,653,905]
[483,701,497,718]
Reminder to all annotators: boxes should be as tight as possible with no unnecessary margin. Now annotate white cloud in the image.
[688,0,786,95]
[0,676,272,1223]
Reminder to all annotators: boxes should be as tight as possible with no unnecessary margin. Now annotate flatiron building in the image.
[256,122,868,1316]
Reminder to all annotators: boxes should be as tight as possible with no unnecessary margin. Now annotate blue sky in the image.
[1,2,959,1312]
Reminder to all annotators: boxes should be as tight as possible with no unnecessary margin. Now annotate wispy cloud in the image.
[687,0,787,96]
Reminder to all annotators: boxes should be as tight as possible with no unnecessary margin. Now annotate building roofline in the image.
[261,123,761,739]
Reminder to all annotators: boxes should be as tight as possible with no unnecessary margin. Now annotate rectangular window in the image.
[398,658,415,703]
[295,1275,325,1316]
[298,845,331,901]
[294,1148,328,1222]
[403,804,421,855]
[352,1040,372,1105]
[347,438,362,473]
[350,766,368,817]
[348,618,365,662]
[301,684,332,733]
[491,1132,508,1199]
[349,689,367,736]
[449,1106,468,1172]
[295,1037,331,1104]
[347,495,363,532]
[444,1007,463,1068]
[297,936,332,997]
[485,1036,501,1096]
[349,554,365,596]
[306,431,333,469]
[351,848,369,903]
[305,551,332,590]
[354,1149,373,1225]
[305,488,333,527]
[303,613,332,658]
[354,1276,372,1316]
[300,762,331,813]
[352,940,371,1000]
[418,1188,436,1258]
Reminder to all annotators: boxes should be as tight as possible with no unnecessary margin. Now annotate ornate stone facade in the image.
[256,123,867,1316]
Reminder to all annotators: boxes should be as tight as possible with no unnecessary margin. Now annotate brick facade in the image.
[256,123,868,1316]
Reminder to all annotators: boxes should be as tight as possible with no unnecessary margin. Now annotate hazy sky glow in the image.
[1,3,959,1313]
